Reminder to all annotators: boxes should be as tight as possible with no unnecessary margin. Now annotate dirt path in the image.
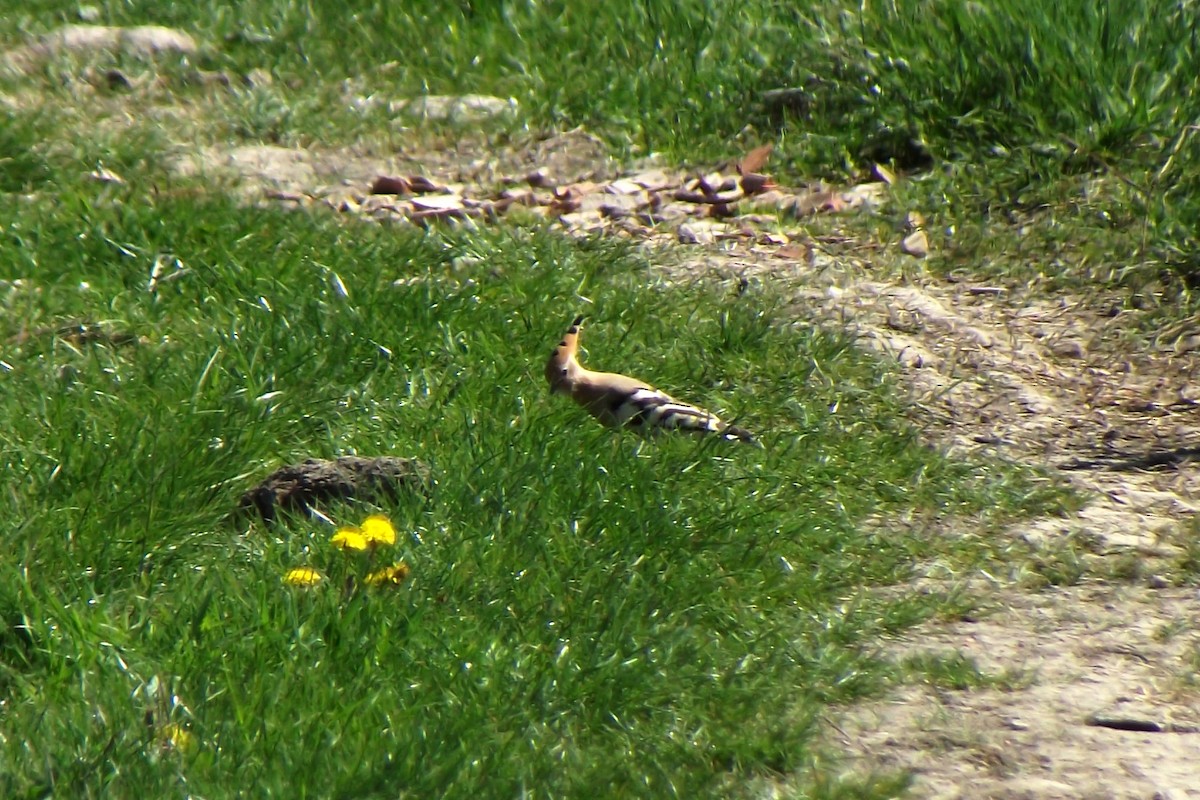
[696,243,1200,798]
[834,582,1200,799]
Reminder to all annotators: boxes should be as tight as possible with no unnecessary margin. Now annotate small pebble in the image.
[901,230,929,258]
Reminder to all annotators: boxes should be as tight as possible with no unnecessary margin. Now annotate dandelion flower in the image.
[360,514,397,547]
[365,561,411,587]
[331,526,368,552]
[283,567,324,587]
[161,723,195,753]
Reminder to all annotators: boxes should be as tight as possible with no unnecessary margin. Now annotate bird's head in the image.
[545,315,584,395]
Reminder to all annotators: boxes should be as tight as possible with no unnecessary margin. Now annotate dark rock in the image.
[104,68,131,89]
[859,129,934,173]
[761,87,813,116]
[239,456,430,523]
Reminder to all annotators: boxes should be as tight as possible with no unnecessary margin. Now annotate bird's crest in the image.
[545,315,584,393]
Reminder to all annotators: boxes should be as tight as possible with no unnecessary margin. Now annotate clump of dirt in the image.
[2,24,198,73]
[240,456,430,524]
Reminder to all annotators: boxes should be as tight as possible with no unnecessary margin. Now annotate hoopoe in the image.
[545,315,756,443]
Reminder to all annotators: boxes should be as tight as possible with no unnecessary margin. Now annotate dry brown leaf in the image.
[739,143,774,175]
[408,176,444,194]
[787,189,846,217]
[739,172,775,196]
[774,243,809,260]
[674,189,743,205]
[370,175,412,195]
[674,189,709,204]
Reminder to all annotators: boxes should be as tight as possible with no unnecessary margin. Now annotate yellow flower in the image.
[162,723,195,753]
[360,514,397,547]
[331,526,369,551]
[283,567,323,587]
[365,561,411,587]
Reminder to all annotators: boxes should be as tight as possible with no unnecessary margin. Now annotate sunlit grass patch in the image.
[3,0,1198,292]
[0,189,1070,797]
[0,1,1190,794]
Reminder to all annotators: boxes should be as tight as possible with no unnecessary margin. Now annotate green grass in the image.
[0,108,53,192]
[6,1,1177,795]
[1170,518,1200,585]
[898,651,1025,692]
[0,186,1065,798]
[2,0,1199,291]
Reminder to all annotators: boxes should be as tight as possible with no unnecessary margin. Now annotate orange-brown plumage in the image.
[544,316,756,443]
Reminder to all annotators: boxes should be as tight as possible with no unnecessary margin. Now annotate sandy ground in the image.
[698,242,1200,799]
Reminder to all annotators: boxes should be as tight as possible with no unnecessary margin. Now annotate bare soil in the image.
[697,242,1200,798]
[832,583,1200,800]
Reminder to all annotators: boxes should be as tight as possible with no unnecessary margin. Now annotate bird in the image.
[544,315,756,443]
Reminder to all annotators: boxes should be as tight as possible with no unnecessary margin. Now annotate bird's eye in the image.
[560,368,568,376]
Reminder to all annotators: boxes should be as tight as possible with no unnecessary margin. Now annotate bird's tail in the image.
[721,423,758,444]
